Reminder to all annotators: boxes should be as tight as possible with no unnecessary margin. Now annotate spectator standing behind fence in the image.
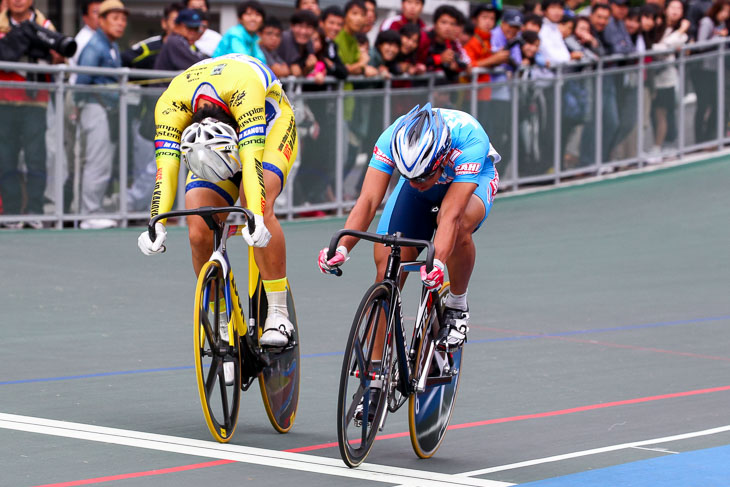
[368,29,401,77]
[278,9,317,76]
[397,23,426,75]
[213,1,266,61]
[648,0,689,163]
[0,0,61,228]
[186,0,220,56]
[74,0,128,229]
[539,0,573,66]
[336,1,377,77]
[423,5,468,83]
[297,0,320,16]
[381,0,428,61]
[154,9,208,71]
[487,9,524,168]
[362,0,378,44]
[687,0,713,40]
[122,2,181,69]
[694,0,729,143]
[69,1,101,84]
[122,3,184,214]
[603,0,634,54]
[465,4,509,111]
[259,16,290,78]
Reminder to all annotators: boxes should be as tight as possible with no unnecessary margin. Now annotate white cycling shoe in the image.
[260,312,294,348]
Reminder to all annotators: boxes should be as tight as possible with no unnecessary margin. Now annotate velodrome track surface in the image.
[1,154,729,486]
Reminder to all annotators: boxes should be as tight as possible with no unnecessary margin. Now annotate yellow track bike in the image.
[148,206,300,442]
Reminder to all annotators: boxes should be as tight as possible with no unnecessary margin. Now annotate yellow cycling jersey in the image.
[151,54,292,219]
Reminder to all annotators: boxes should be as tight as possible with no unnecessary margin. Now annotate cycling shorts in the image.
[376,162,499,241]
[185,103,297,204]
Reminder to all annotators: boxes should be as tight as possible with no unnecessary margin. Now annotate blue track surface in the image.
[519,445,730,486]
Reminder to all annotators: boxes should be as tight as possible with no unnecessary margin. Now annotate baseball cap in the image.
[176,9,204,28]
[502,9,524,27]
[610,0,629,5]
[98,0,128,16]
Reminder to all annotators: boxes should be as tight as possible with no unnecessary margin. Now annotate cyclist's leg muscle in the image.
[437,193,485,295]
[184,171,241,274]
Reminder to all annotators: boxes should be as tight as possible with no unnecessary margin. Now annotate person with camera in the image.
[74,0,128,229]
[0,0,69,228]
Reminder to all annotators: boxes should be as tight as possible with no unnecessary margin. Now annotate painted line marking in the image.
[34,460,235,487]
[0,413,510,487]
[287,384,730,453]
[630,446,679,454]
[2,315,728,386]
[457,424,730,477]
[478,326,730,362]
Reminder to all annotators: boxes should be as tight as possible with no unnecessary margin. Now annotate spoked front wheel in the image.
[193,260,241,443]
[408,283,463,458]
[337,283,393,468]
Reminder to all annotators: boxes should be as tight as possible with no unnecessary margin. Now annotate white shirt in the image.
[538,20,571,66]
[69,24,95,85]
[195,28,222,57]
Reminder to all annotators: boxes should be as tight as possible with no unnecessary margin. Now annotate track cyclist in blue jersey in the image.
[318,103,500,350]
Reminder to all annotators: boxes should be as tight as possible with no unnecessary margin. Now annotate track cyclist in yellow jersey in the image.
[319,103,500,350]
[138,54,298,349]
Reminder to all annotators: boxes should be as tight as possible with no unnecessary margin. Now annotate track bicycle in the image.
[148,206,300,442]
[326,229,464,468]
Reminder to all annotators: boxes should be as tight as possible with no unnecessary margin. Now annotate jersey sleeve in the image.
[451,131,490,184]
[367,124,396,175]
[229,74,267,216]
[150,90,191,222]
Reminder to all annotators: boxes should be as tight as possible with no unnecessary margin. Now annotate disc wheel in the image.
[408,283,463,458]
[254,278,300,433]
[194,260,241,443]
[337,282,393,468]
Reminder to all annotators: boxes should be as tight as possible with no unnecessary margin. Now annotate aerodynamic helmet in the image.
[180,117,241,182]
[390,103,452,181]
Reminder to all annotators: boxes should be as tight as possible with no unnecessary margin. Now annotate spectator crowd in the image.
[1,0,729,227]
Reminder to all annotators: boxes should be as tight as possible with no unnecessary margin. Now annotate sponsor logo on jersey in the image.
[239,124,266,140]
[455,162,481,175]
[211,63,227,76]
[373,146,394,167]
[155,139,180,150]
[230,89,246,107]
[155,168,163,182]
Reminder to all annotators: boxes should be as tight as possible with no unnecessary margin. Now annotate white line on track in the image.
[0,413,511,487]
[458,424,730,477]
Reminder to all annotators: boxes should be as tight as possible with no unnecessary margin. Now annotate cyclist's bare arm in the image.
[338,167,391,252]
[433,181,478,263]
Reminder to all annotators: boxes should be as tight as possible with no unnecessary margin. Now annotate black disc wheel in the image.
[408,283,463,458]
[194,260,241,443]
[337,283,393,468]
[254,278,300,433]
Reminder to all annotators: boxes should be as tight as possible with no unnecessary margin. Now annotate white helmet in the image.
[181,117,241,182]
[390,103,451,181]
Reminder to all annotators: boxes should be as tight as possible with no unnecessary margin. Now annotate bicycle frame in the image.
[327,230,439,408]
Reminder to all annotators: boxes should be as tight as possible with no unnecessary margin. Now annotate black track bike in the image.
[326,229,463,467]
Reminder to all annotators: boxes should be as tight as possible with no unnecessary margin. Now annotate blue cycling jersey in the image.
[369,108,501,184]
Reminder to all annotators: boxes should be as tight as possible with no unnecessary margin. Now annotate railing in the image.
[0,38,728,228]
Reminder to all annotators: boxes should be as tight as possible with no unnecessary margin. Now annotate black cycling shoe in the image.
[354,389,380,426]
[437,307,469,351]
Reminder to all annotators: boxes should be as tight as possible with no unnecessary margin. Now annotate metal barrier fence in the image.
[0,39,728,228]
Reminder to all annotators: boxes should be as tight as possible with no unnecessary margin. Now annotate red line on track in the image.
[34,384,730,484]
[33,460,235,487]
[285,384,730,452]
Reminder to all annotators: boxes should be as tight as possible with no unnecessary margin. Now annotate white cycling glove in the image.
[138,222,167,256]
[242,213,272,248]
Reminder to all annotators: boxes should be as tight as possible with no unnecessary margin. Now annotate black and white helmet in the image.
[181,118,241,182]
